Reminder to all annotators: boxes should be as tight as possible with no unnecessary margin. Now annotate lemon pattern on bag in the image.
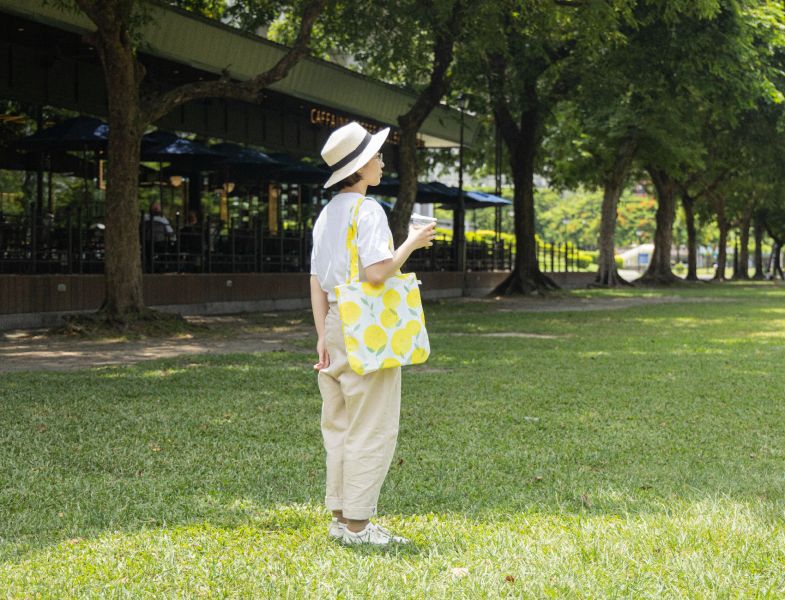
[335,197,431,375]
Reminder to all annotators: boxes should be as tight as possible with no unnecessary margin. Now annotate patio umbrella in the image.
[372,177,443,201]
[141,130,179,149]
[423,183,512,208]
[11,116,109,215]
[14,116,108,152]
[141,133,224,170]
[464,190,512,208]
[269,153,330,185]
[0,149,96,175]
[211,142,283,183]
[424,181,460,203]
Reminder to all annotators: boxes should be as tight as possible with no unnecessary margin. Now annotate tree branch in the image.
[74,0,135,34]
[73,0,108,29]
[141,0,325,125]
[398,0,466,130]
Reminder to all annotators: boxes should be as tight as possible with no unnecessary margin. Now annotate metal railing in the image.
[1,213,514,274]
[537,240,586,272]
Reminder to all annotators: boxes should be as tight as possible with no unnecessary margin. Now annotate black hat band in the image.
[330,132,372,172]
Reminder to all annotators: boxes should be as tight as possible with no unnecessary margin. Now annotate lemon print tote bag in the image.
[335,197,431,375]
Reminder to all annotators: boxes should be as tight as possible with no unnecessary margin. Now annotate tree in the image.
[543,79,640,287]
[475,1,623,293]
[60,0,324,318]
[636,0,785,283]
[277,0,471,247]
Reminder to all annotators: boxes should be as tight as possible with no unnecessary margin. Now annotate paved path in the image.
[0,295,723,373]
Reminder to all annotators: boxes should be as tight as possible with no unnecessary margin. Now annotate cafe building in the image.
[0,0,511,328]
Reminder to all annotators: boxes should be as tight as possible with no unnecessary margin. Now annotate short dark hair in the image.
[332,171,363,190]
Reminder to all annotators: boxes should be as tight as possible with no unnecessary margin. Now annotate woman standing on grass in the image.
[310,122,436,546]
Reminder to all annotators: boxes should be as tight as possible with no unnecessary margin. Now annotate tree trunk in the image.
[733,204,751,280]
[712,194,728,282]
[753,213,765,279]
[595,140,635,287]
[681,191,699,281]
[388,2,464,246]
[95,24,146,315]
[491,109,557,295]
[389,126,420,247]
[772,242,784,280]
[639,168,679,284]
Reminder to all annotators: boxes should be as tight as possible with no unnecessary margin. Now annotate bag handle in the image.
[346,196,365,284]
[345,196,400,285]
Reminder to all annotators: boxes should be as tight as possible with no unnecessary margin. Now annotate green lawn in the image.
[2,284,785,597]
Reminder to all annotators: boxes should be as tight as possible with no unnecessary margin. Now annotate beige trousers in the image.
[318,304,402,520]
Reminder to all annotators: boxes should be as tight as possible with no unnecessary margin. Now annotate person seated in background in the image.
[145,201,174,245]
[179,210,202,254]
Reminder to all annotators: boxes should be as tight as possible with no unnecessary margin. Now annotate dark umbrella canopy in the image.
[372,177,443,201]
[425,182,512,208]
[141,132,223,170]
[269,153,330,185]
[425,181,459,201]
[0,148,97,175]
[211,143,283,183]
[15,116,108,151]
[141,130,180,151]
[373,176,402,197]
[212,143,279,167]
[464,190,513,207]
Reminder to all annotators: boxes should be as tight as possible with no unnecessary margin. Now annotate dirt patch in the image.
[457,294,729,313]
[0,315,313,374]
[445,332,560,339]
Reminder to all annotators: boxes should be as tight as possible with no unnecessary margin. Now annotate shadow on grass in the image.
[3,288,785,564]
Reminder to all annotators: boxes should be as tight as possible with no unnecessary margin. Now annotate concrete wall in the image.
[0,271,596,330]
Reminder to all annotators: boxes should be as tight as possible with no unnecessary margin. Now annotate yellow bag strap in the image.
[346,196,365,284]
[345,196,400,285]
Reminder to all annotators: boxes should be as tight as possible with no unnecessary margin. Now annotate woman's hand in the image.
[407,222,437,250]
[314,336,330,371]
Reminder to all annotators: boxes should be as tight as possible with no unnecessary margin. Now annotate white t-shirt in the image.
[310,192,394,302]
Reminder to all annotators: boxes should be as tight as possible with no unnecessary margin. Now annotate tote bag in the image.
[335,197,430,375]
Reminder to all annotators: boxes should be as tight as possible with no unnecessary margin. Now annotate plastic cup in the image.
[410,213,437,228]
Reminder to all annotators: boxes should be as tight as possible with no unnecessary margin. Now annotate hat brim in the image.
[323,127,390,189]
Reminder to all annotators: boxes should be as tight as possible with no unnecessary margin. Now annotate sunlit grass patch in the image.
[3,285,785,596]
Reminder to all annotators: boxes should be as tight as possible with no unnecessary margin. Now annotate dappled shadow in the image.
[3,288,785,569]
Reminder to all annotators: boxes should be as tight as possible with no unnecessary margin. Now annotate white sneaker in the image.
[341,522,409,546]
[328,518,346,540]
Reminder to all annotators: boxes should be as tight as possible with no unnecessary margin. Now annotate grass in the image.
[2,283,785,597]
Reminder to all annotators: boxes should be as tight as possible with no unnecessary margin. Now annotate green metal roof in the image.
[1,0,478,147]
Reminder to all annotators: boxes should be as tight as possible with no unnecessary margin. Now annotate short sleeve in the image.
[356,200,394,268]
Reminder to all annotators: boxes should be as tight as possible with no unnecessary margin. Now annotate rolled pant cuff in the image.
[342,506,377,520]
[325,496,343,511]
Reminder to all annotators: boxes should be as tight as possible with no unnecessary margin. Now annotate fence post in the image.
[175,211,181,273]
[253,214,259,272]
[66,208,73,274]
[205,214,212,273]
[231,216,236,273]
[77,207,84,274]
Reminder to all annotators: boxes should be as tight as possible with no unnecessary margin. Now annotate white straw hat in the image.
[321,122,389,188]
